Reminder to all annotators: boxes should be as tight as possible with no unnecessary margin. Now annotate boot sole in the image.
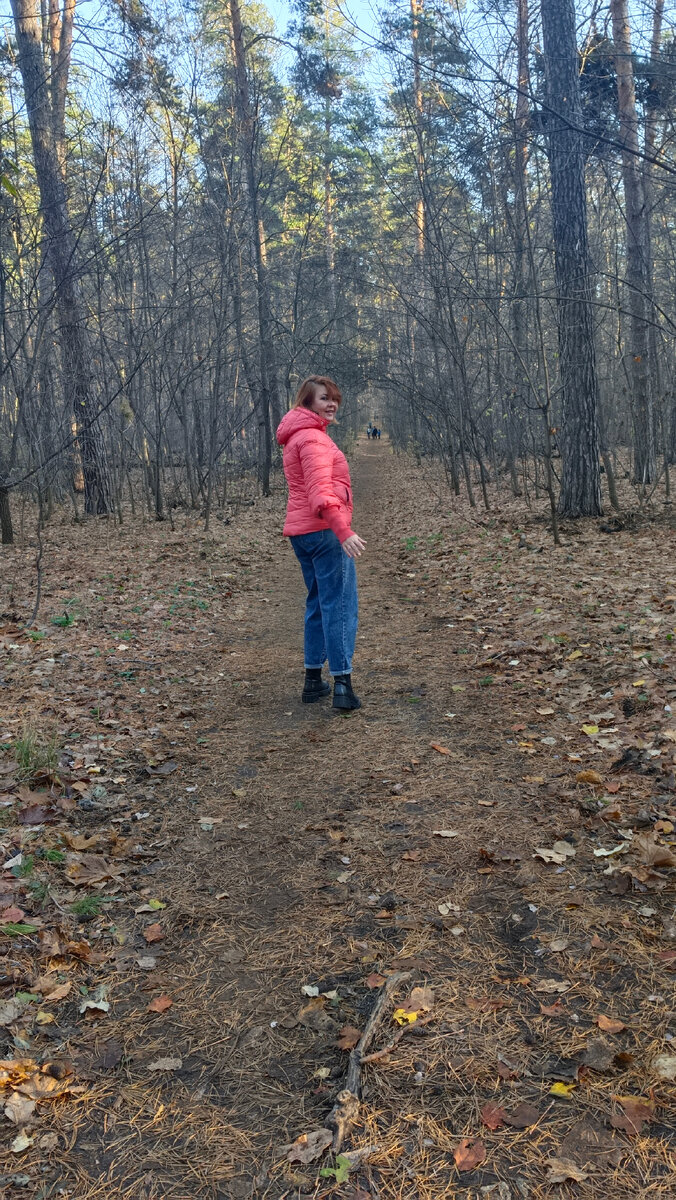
[302,690,331,704]
[332,696,361,710]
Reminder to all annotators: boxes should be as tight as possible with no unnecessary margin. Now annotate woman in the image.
[276,376,366,710]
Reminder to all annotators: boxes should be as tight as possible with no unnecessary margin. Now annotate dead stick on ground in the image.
[326,970,411,1152]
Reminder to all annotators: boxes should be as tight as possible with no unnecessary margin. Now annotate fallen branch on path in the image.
[326,970,411,1152]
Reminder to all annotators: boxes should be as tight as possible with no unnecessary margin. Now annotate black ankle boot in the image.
[333,674,361,710]
[302,669,331,704]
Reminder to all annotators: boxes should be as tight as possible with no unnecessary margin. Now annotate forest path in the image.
[2,438,674,1200]
[104,435,536,1198]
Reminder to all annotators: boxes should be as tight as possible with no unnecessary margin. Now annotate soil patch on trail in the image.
[0,439,675,1199]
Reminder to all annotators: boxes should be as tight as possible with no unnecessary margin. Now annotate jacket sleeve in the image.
[297,431,354,543]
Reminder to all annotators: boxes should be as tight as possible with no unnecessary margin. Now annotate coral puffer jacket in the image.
[276,407,354,544]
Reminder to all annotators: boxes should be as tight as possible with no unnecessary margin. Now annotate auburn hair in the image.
[294,375,342,409]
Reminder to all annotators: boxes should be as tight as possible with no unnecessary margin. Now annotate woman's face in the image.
[309,386,338,423]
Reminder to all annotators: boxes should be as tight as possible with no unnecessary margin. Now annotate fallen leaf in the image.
[0,906,25,923]
[10,1131,33,1153]
[301,984,320,998]
[4,1092,36,1124]
[286,1128,333,1165]
[0,997,28,1026]
[438,900,461,917]
[145,760,178,776]
[597,1015,626,1034]
[147,994,172,1014]
[430,743,451,755]
[550,1081,576,1098]
[576,770,603,785]
[610,1094,655,1136]
[143,923,164,944]
[453,1136,485,1172]
[393,1007,418,1026]
[401,850,422,862]
[404,986,434,1013]
[79,996,109,1015]
[481,1101,506,1130]
[535,979,571,994]
[364,973,386,989]
[504,1102,540,1128]
[533,841,576,865]
[65,853,121,887]
[582,724,599,736]
[545,1158,589,1184]
[43,981,71,1003]
[634,834,676,869]
[337,1025,361,1050]
[148,1057,182,1072]
[540,1000,565,1016]
[432,829,459,838]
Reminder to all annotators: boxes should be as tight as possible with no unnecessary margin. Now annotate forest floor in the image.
[0,437,675,1200]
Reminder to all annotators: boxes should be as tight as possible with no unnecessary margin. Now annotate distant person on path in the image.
[366,424,373,439]
[377,428,381,439]
[276,376,366,711]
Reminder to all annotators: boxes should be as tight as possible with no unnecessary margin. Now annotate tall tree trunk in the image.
[10,0,111,514]
[610,0,656,485]
[228,0,279,495]
[410,0,425,263]
[642,0,665,464]
[540,0,602,516]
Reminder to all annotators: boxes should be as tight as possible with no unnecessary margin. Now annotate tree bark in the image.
[610,0,656,485]
[540,0,602,516]
[228,0,279,495]
[10,0,111,513]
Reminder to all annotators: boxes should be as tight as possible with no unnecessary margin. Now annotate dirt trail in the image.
[2,436,675,1199]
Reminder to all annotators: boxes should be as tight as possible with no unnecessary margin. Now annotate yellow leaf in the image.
[393,1008,418,1026]
[36,1011,55,1025]
[632,679,646,688]
[581,725,599,736]
[550,1081,576,1098]
[567,650,583,661]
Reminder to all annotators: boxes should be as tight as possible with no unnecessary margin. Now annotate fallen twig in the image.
[326,970,411,1152]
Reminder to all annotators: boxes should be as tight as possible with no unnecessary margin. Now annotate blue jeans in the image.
[290,530,358,676]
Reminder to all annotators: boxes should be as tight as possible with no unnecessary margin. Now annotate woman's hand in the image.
[342,534,366,558]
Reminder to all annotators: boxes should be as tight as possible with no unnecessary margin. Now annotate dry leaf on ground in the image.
[597,1015,626,1033]
[147,994,173,1014]
[147,1057,182,1072]
[364,973,386,989]
[285,1128,333,1164]
[143,923,164,944]
[533,841,576,865]
[504,1102,540,1128]
[545,1158,589,1184]
[453,1137,486,1172]
[481,1101,506,1130]
[337,1025,361,1050]
[610,1095,655,1136]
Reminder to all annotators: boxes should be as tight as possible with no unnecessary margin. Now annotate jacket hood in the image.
[276,406,329,446]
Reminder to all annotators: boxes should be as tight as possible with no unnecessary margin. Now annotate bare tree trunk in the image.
[228,0,279,495]
[10,0,111,514]
[610,0,656,486]
[540,0,602,516]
